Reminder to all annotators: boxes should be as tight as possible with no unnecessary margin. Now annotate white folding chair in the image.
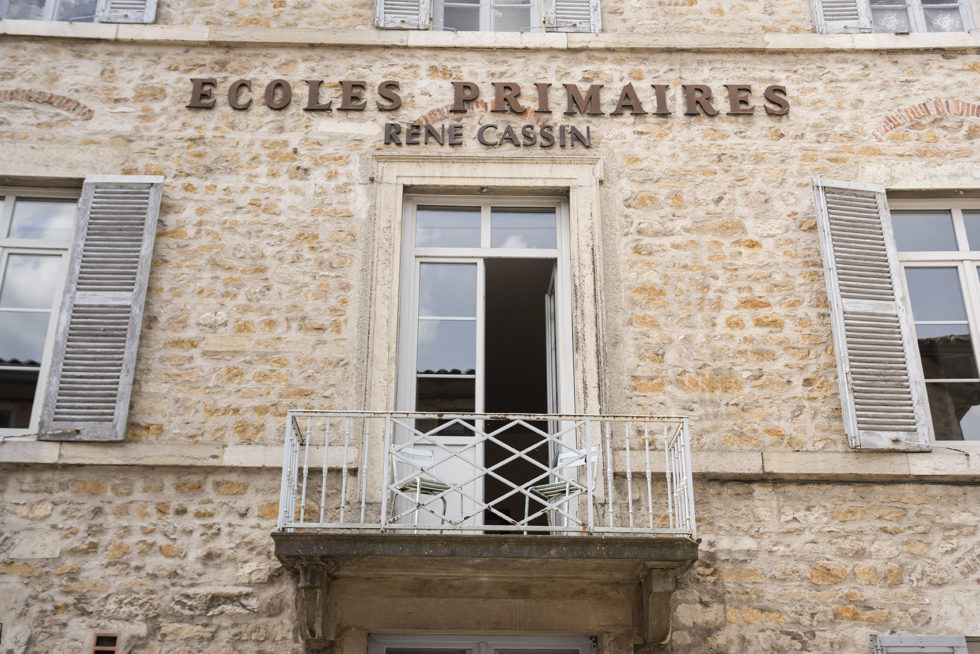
[524,445,601,531]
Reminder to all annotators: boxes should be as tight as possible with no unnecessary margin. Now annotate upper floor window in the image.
[892,200,980,441]
[375,0,600,32]
[435,0,540,31]
[812,0,975,33]
[0,0,157,23]
[0,191,76,430]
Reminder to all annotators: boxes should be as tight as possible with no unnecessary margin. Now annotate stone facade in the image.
[1,1,980,652]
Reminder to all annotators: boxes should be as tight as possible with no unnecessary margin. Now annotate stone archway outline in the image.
[0,88,94,120]
[872,98,980,141]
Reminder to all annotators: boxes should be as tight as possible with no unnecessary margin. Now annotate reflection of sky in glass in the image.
[0,255,62,309]
[905,268,966,322]
[5,0,46,19]
[416,207,480,247]
[9,199,76,240]
[959,404,980,440]
[417,320,475,373]
[491,210,556,249]
[419,263,476,317]
[964,213,980,251]
[892,211,956,251]
[54,0,97,20]
[0,312,50,363]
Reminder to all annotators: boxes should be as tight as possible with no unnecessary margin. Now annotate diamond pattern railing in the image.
[277,411,695,539]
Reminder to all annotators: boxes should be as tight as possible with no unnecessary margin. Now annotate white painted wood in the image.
[812,0,872,32]
[39,175,163,442]
[813,179,932,451]
[375,0,430,29]
[873,635,969,654]
[546,0,600,32]
[95,0,157,23]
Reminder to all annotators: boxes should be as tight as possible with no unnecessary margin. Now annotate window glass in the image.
[53,0,97,20]
[492,0,533,31]
[8,198,76,240]
[905,268,977,380]
[905,267,967,322]
[417,320,476,373]
[443,0,480,30]
[491,208,556,248]
[870,0,913,30]
[4,0,46,19]
[963,211,980,250]
[416,207,480,248]
[921,0,965,30]
[926,382,980,440]
[418,263,476,318]
[0,254,63,309]
[891,210,957,251]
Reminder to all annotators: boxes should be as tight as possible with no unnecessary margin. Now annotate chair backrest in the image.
[554,445,600,487]
[391,446,434,482]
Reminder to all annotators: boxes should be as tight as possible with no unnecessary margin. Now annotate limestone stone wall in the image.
[2,467,977,652]
[5,39,980,452]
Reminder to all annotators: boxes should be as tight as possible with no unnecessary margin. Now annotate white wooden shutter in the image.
[813,179,932,451]
[546,0,601,32]
[375,0,430,29]
[871,635,969,654]
[811,0,872,33]
[39,176,163,442]
[95,0,157,23]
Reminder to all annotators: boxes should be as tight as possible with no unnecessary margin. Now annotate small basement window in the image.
[92,633,119,654]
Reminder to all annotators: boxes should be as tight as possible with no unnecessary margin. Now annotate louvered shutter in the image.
[871,635,969,653]
[546,0,601,32]
[813,179,932,451]
[95,0,157,23]
[39,176,163,442]
[374,0,429,29]
[811,0,872,33]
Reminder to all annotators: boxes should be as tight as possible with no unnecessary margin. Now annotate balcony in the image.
[272,411,699,650]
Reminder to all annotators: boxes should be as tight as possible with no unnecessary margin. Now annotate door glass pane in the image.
[496,650,581,654]
[417,320,476,373]
[416,207,480,247]
[963,211,980,250]
[387,650,472,654]
[4,0,46,19]
[8,198,76,240]
[0,254,62,309]
[490,208,557,248]
[418,263,476,317]
[442,3,480,30]
[891,211,956,251]
[0,311,51,363]
[54,0,97,20]
[926,382,980,440]
[870,0,913,30]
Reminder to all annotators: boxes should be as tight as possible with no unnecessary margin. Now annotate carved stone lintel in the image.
[297,562,332,647]
[634,568,676,650]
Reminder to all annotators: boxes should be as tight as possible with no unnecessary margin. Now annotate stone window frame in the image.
[870,634,969,653]
[362,155,607,418]
[367,634,597,654]
[0,0,157,23]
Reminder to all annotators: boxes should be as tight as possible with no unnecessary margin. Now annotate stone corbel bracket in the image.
[633,565,684,652]
[293,560,336,653]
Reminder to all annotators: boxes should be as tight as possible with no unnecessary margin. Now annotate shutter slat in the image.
[95,0,157,23]
[812,0,872,33]
[375,0,429,29]
[546,0,601,32]
[813,179,932,451]
[39,176,162,442]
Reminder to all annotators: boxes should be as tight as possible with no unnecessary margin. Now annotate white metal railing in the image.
[277,411,696,539]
